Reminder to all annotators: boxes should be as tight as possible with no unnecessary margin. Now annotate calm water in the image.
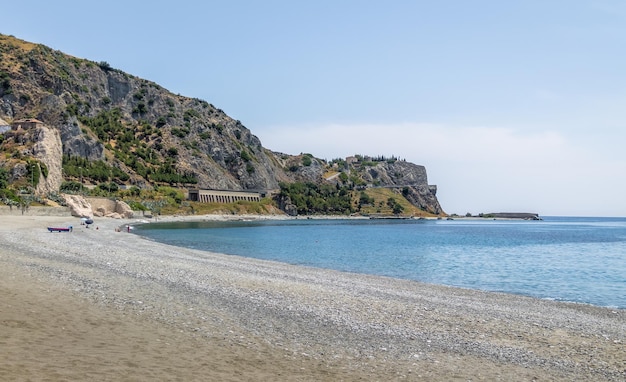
[133,216,626,309]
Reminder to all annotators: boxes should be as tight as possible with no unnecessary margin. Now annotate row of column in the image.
[199,194,260,203]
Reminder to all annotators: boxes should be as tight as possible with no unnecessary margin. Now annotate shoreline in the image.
[133,213,622,310]
[1,215,625,381]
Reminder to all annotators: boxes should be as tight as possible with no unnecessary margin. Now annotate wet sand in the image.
[0,215,624,381]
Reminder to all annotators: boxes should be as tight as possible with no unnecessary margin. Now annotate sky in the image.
[3,1,625,216]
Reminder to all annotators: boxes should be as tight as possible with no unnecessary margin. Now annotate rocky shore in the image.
[1,215,624,381]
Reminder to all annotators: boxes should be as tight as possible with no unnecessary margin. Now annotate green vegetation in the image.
[27,160,41,187]
[171,127,189,138]
[133,102,147,115]
[240,149,252,162]
[98,61,112,71]
[387,197,404,215]
[156,116,167,127]
[66,107,198,186]
[302,153,313,166]
[279,182,354,215]
[148,164,197,185]
[59,180,85,193]
[0,164,44,209]
[0,70,11,94]
[183,109,200,121]
[62,155,129,183]
[77,108,125,141]
[358,191,375,207]
[0,167,8,190]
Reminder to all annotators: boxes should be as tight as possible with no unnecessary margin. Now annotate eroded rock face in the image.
[59,118,104,160]
[32,125,63,195]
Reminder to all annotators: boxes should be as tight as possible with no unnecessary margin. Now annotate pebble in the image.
[1,216,624,380]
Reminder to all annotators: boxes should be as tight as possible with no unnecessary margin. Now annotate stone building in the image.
[11,118,44,130]
[188,189,265,203]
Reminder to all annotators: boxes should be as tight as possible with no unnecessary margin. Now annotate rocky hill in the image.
[0,33,443,215]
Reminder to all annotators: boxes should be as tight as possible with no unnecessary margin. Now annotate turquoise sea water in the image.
[133,216,626,309]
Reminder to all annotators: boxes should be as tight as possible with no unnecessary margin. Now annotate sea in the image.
[133,216,626,309]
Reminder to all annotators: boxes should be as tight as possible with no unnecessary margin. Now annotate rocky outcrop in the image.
[62,195,134,219]
[63,194,92,218]
[275,194,298,216]
[89,197,134,219]
[361,161,443,215]
[402,184,443,215]
[113,200,134,218]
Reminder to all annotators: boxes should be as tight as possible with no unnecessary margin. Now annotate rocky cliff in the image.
[359,160,442,214]
[0,34,292,191]
[0,33,444,215]
[31,123,63,194]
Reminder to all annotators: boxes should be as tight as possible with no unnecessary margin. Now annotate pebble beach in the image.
[1,215,624,381]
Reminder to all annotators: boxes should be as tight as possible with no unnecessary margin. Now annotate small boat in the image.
[47,226,73,232]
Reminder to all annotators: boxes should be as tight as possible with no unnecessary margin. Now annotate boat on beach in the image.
[47,226,73,232]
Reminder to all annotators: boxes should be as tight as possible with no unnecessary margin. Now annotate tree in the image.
[392,203,404,215]
[278,182,354,215]
[0,167,8,190]
[98,61,112,71]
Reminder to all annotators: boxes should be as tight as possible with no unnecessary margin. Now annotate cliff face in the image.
[0,34,444,215]
[31,124,63,194]
[360,161,443,215]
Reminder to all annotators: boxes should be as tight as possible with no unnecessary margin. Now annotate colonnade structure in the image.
[187,189,266,204]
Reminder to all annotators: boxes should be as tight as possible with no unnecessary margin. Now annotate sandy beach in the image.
[0,215,624,381]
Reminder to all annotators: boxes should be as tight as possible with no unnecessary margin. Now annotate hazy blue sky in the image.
[3,1,625,216]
